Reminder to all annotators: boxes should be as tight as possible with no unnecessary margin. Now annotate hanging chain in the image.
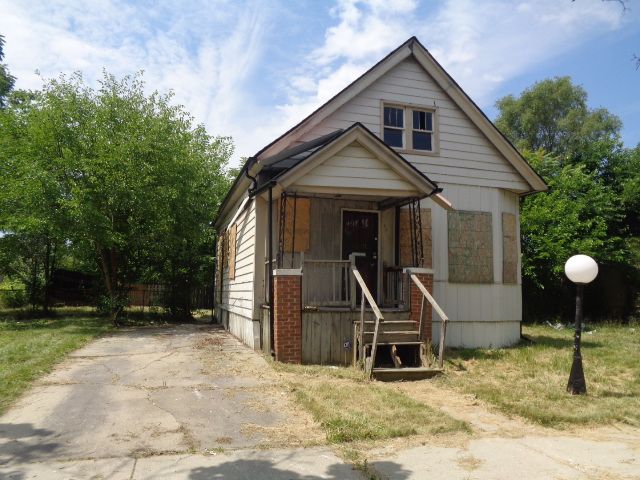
[410,197,424,267]
[278,192,287,268]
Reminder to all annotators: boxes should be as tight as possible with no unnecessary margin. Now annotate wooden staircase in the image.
[359,316,442,381]
[350,268,448,382]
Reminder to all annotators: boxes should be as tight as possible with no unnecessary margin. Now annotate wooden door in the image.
[342,210,379,300]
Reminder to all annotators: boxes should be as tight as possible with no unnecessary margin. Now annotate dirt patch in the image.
[193,336,224,349]
[195,330,325,450]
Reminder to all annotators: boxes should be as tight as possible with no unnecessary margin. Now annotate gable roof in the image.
[254,36,547,193]
[268,122,439,195]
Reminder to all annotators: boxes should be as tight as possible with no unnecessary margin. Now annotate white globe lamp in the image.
[564,254,598,395]
[564,255,599,285]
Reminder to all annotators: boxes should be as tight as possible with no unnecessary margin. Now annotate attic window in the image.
[383,104,436,152]
[383,106,404,148]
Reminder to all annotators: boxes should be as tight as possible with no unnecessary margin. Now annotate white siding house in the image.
[214,37,546,363]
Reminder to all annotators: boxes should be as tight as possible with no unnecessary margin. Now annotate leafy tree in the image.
[496,77,639,320]
[495,77,621,157]
[0,34,15,108]
[0,72,232,322]
[520,151,626,289]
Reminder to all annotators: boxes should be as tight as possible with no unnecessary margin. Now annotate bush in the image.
[0,281,27,308]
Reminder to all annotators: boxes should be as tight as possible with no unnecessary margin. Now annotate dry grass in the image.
[434,323,640,428]
[271,361,469,445]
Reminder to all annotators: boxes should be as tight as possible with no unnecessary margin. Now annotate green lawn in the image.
[0,311,112,414]
[435,323,640,427]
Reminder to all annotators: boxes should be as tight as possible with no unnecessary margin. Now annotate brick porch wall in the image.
[408,270,434,343]
[272,270,302,363]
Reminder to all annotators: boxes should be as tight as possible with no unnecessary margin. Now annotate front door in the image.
[342,210,379,300]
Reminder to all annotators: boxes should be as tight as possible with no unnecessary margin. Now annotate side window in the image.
[412,110,433,151]
[228,224,237,280]
[383,106,404,148]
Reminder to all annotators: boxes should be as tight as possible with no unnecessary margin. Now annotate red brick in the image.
[409,272,433,343]
[273,274,302,364]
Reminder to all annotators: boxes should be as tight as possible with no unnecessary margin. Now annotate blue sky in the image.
[1,0,638,166]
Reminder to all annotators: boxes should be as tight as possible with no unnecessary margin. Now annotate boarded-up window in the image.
[279,197,310,252]
[399,208,432,268]
[215,232,224,301]
[448,210,493,283]
[222,231,228,269]
[502,213,518,284]
[228,224,237,280]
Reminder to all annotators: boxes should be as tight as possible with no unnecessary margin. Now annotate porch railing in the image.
[410,273,449,368]
[352,267,384,377]
[383,265,409,308]
[301,256,355,307]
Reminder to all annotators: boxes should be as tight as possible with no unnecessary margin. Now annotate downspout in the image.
[268,185,275,357]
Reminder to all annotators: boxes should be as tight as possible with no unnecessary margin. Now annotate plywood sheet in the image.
[448,210,493,283]
[502,212,517,284]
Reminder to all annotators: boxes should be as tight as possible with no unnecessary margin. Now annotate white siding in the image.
[297,58,529,192]
[292,141,417,193]
[220,198,259,348]
[425,184,522,348]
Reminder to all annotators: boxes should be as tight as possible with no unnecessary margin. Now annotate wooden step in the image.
[360,311,411,321]
[362,331,419,343]
[362,320,416,332]
[372,367,443,382]
[364,341,424,347]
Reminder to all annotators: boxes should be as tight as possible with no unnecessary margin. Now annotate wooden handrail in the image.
[351,267,383,377]
[410,273,449,369]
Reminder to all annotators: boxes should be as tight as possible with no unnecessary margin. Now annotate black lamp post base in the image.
[567,356,587,395]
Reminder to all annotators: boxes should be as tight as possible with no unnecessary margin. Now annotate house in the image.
[213,37,546,376]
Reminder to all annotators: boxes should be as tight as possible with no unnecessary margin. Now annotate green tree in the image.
[495,77,621,157]
[0,72,232,322]
[0,34,15,108]
[0,87,65,311]
[496,77,639,320]
[520,151,626,289]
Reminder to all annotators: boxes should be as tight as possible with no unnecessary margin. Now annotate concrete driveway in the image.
[2,323,639,479]
[0,324,359,479]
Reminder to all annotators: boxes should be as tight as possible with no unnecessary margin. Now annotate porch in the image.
[253,124,451,378]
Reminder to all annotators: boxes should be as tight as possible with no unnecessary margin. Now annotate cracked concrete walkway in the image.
[0,324,358,479]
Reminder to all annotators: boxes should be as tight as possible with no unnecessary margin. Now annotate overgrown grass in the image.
[435,323,640,427]
[293,381,468,443]
[0,310,112,414]
[272,362,468,443]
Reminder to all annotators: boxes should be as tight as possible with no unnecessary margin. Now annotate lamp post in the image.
[564,254,599,395]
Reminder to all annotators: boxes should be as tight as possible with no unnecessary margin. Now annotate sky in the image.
[1,0,639,167]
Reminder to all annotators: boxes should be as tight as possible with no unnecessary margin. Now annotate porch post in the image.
[272,268,303,363]
[406,267,434,343]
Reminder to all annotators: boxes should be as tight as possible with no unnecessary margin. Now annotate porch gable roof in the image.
[270,122,440,199]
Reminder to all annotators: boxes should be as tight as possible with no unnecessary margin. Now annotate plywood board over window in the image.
[399,208,432,268]
[502,213,518,284]
[222,231,229,270]
[280,197,310,252]
[228,224,237,280]
[448,210,493,283]
[215,233,224,301]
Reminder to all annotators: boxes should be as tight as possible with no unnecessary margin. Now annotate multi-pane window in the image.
[412,110,433,151]
[383,106,404,148]
[383,104,435,152]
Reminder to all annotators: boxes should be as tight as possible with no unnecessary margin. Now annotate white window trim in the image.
[380,101,439,156]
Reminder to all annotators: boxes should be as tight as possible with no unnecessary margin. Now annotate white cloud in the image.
[0,0,633,166]
[273,0,630,147]
[0,0,268,166]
